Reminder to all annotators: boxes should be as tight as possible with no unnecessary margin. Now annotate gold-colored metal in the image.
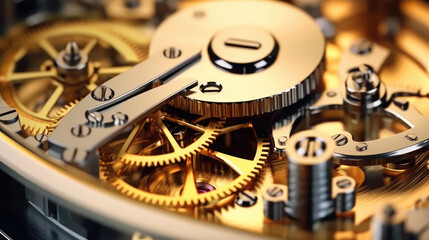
[47,99,80,132]
[0,21,147,136]
[99,110,225,167]
[100,121,269,207]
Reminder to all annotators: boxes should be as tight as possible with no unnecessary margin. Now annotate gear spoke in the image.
[200,150,253,175]
[118,124,141,157]
[181,157,198,198]
[37,81,64,117]
[38,39,58,59]
[137,140,164,155]
[0,22,147,136]
[82,38,98,55]
[163,116,205,133]
[220,123,252,135]
[159,118,182,152]
[8,70,56,84]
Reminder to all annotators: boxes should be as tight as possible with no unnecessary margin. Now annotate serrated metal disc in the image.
[149,1,325,117]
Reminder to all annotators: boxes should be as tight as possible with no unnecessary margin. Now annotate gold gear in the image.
[99,109,225,167]
[100,122,269,207]
[47,99,80,133]
[0,21,147,136]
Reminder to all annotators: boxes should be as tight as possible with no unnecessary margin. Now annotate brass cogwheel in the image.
[99,109,225,167]
[0,21,147,135]
[47,99,80,133]
[100,122,269,207]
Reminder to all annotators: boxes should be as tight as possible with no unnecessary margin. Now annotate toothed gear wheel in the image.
[99,109,225,167]
[0,21,147,136]
[47,99,80,133]
[150,1,325,117]
[100,122,269,207]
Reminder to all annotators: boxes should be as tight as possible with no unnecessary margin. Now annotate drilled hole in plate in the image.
[200,82,222,95]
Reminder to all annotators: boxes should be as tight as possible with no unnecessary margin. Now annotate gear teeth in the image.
[100,133,270,208]
[47,99,81,133]
[0,21,146,137]
[106,112,225,168]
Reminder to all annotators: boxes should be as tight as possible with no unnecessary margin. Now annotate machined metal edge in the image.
[169,55,325,117]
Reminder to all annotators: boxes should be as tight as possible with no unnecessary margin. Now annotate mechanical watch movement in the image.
[1,0,429,240]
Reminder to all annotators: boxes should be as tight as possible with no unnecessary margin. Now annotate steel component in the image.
[112,112,128,126]
[87,111,104,127]
[273,67,429,165]
[285,130,336,222]
[0,107,19,125]
[338,41,390,82]
[92,86,115,101]
[0,21,147,136]
[262,184,287,220]
[55,41,89,84]
[62,147,88,165]
[372,204,407,240]
[236,190,258,207]
[99,110,224,167]
[48,47,201,166]
[150,1,325,117]
[344,64,386,111]
[332,176,356,213]
[100,122,269,207]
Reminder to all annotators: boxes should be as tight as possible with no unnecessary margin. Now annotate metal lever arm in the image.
[48,47,200,167]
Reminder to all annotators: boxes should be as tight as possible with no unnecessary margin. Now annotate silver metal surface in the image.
[372,204,407,240]
[273,43,429,165]
[236,190,258,207]
[285,130,336,222]
[332,176,356,213]
[48,48,201,166]
[262,184,287,221]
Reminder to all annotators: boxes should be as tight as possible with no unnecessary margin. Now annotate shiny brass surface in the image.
[2,1,429,240]
[100,119,269,207]
[0,21,147,136]
[99,109,224,167]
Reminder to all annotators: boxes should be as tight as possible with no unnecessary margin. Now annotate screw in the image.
[87,111,104,127]
[277,136,288,146]
[63,42,81,65]
[112,112,128,126]
[236,190,258,207]
[62,147,87,164]
[404,133,418,141]
[92,86,114,101]
[0,107,18,124]
[336,178,352,189]
[296,137,326,157]
[71,124,91,137]
[34,133,48,143]
[267,186,283,197]
[327,91,337,97]
[350,65,374,90]
[356,142,368,151]
[163,47,182,59]
[351,39,372,55]
[332,134,348,146]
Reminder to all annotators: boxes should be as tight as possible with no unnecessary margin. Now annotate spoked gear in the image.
[0,21,147,135]
[99,109,225,167]
[100,122,269,207]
